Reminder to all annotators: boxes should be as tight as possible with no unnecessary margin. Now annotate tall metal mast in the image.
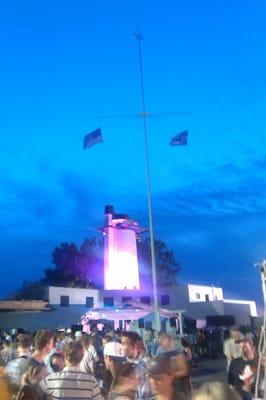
[135,31,161,332]
[254,260,266,399]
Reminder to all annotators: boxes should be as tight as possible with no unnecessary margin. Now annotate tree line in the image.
[12,237,180,300]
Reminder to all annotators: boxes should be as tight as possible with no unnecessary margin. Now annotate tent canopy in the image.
[81,301,185,323]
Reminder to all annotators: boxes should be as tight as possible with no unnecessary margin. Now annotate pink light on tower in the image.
[103,205,145,290]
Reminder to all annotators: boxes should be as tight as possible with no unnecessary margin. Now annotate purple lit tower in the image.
[103,205,145,290]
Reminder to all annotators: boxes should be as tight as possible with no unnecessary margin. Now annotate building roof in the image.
[0,300,50,311]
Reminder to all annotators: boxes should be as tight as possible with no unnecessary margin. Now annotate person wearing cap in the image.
[103,341,126,396]
[146,355,185,400]
[228,338,259,399]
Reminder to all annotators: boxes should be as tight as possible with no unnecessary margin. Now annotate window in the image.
[104,297,114,307]
[60,295,69,307]
[86,297,94,308]
[140,296,151,305]
[145,321,153,330]
[122,296,132,303]
[196,293,200,300]
[138,318,145,328]
[161,294,170,306]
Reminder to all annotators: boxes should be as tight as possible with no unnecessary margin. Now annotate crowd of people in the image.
[0,325,263,400]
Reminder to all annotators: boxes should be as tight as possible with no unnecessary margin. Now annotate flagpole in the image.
[135,32,161,332]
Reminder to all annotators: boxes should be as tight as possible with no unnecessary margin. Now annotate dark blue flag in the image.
[83,128,103,149]
[170,130,188,146]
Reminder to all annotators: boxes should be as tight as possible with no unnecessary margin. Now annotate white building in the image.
[0,283,257,331]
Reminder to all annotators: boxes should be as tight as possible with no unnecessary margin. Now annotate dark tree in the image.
[13,280,46,300]
[44,242,80,287]
[137,237,180,287]
[43,239,103,288]
[13,235,179,299]
[79,237,104,288]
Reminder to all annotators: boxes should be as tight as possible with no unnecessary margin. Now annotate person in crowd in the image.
[156,333,180,356]
[44,338,61,375]
[39,340,103,399]
[80,335,99,375]
[181,337,192,364]
[191,382,241,400]
[63,329,73,344]
[103,341,126,396]
[49,352,65,373]
[29,330,54,372]
[143,329,154,358]
[252,327,261,351]
[94,335,113,395]
[0,364,11,400]
[147,355,186,400]
[5,334,33,397]
[108,362,138,400]
[150,332,159,358]
[74,330,83,340]
[181,337,193,392]
[57,331,73,352]
[209,328,224,359]
[0,339,15,366]
[228,337,258,399]
[195,330,206,358]
[53,332,65,352]
[155,333,190,397]
[224,327,242,369]
[90,327,103,356]
[15,363,47,400]
[102,335,113,352]
[121,331,154,400]
[107,330,120,343]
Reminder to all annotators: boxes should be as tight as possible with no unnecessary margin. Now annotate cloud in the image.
[150,156,266,218]
[1,155,265,303]
[59,173,105,221]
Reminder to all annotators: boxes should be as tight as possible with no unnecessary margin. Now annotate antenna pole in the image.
[135,31,161,332]
[254,260,266,399]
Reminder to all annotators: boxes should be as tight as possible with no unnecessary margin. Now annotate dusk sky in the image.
[1,1,266,310]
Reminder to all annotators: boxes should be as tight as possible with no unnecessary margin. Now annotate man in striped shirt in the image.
[40,340,103,400]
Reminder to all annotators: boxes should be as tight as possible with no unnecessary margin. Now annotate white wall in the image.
[188,284,223,302]
[223,302,253,326]
[48,286,100,306]
[158,285,189,309]
[46,285,256,327]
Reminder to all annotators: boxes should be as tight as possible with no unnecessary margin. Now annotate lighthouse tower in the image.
[103,205,144,290]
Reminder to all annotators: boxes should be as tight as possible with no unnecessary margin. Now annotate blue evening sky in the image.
[1,1,266,309]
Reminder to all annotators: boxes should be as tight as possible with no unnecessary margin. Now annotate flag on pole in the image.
[170,130,188,146]
[83,128,103,149]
